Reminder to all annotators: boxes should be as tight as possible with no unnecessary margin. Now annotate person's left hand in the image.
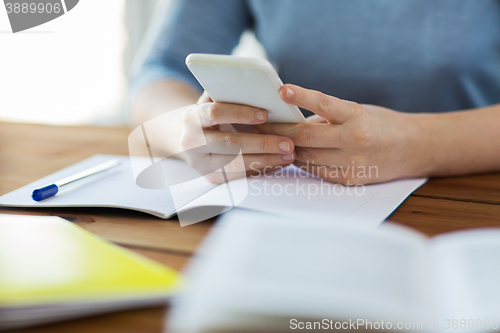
[254,84,425,185]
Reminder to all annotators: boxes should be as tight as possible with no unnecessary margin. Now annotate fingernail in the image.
[279,141,290,152]
[282,153,294,161]
[250,127,259,134]
[255,110,266,121]
[285,87,295,99]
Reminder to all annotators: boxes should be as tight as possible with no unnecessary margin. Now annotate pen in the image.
[31,159,121,201]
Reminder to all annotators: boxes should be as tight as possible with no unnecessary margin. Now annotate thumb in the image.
[280,84,353,124]
[306,114,328,124]
[197,91,213,104]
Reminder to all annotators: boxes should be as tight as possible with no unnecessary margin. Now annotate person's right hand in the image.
[179,92,295,183]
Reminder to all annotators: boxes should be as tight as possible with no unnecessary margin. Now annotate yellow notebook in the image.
[0,214,182,329]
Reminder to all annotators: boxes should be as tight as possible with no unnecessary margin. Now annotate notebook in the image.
[169,210,500,333]
[0,154,426,227]
[0,214,181,329]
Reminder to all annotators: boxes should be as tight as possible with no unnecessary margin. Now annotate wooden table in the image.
[1,121,499,333]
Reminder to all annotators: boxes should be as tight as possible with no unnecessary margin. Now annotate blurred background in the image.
[0,0,264,126]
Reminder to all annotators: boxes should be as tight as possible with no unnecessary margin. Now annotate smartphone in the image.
[185,53,306,123]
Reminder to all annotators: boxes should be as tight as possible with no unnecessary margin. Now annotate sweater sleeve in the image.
[129,0,253,97]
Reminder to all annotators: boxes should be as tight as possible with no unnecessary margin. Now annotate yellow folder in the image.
[0,214,182,329]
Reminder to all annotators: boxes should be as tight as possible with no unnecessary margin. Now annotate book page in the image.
[169,210,430,332]
[182,164,427,227]
[0,155,426,228]
[428,230,500,331]
[0,155,179,218]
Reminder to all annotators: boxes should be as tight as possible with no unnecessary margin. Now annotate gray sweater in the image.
[131,0,500,115]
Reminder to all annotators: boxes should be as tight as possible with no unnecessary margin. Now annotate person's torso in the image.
[247,0,500,113]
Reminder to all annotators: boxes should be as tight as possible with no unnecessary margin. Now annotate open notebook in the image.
[0,214,181,329]
[0,154,426,227]
[169,210,500,333]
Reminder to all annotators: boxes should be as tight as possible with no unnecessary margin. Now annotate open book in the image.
[169,210,500,333]
[0,214,181,329]
[0,154,426,227]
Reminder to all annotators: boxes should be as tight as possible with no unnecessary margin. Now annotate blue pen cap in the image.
[32,184,59,201]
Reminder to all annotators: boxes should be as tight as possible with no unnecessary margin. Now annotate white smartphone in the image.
[185,53,306,123]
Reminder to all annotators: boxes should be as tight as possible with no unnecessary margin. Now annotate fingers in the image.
[246,165,289,178]
[306,115,328,124]
[194,102,268,128]
[186,152,294,184]
[210,153,294,176]
[292,161,345,184]
[293,147,366,171]
[242,153,295,170]
[184,148,294,173]
[254,123,344,148]
[294,147,342,166]
[219,153,294,182]
[204,129,295,155]
[280,84,355,124]
[197,91,213,104]
[292,160,376,185]
[204,163,294,184]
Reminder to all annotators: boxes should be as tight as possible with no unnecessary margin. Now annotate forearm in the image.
[130,80,200,156]
[131,80,200,125]
[411,104,500,177]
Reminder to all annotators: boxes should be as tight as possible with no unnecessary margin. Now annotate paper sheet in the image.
[168,210,430,332]
[0,154,426,227]
[0,155,176,218]
[181,164,427,227]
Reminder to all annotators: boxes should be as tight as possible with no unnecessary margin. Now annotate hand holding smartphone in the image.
[186,53,306,123]
[180,53,299,181]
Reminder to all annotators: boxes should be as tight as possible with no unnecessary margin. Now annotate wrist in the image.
[404,112,441,177]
